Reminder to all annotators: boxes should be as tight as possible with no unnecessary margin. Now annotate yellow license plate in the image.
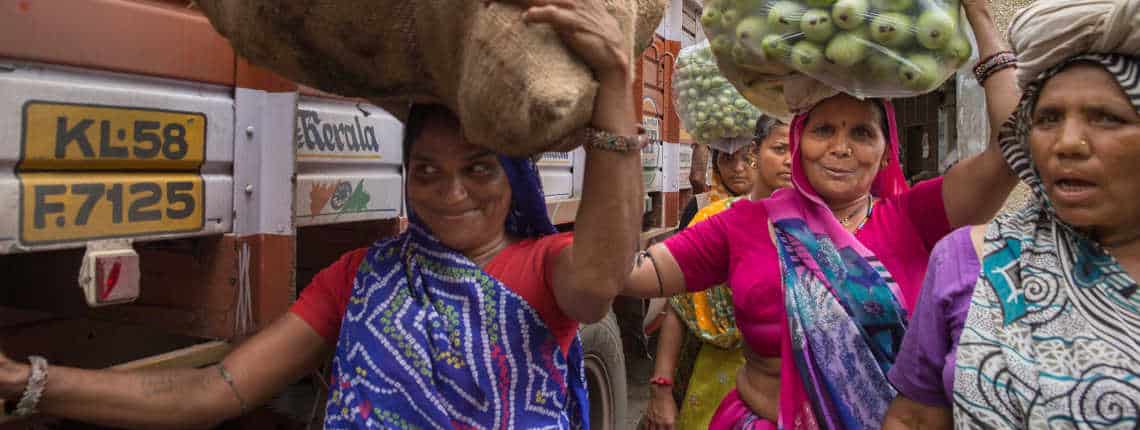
[19,173,205,245]
[21,101,206,171]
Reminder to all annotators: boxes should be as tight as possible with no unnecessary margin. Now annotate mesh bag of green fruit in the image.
[674,41,765,152]
[701,0,976,100]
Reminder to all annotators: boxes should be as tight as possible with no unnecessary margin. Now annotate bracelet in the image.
[649,376,674,387]
[218,364,248,415]
[12,356,47,417]
[973,51,1017,84]
[640,250,666,297]
[584,127,647,153]
[973,51,1015,76]
[978,61,1017,85]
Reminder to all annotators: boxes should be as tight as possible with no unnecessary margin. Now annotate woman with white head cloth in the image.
[947,0,1140,427]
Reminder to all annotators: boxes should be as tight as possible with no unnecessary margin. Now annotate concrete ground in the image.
[624,345,654,429]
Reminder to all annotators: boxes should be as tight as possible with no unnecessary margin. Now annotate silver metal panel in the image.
[540,169,573,199]
[0,60,235,172]
[233,90,297,235]
[539,151,574,200]
[537,151,573,167]
[0,61,235,253]
[662,142,681,192]
[643,169,664,192]
[678,144,693,169]
[571,147,586,199]
[678,143,694,190]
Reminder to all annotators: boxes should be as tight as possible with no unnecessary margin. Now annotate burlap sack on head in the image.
[198,0,666,157]
[1007,0,1140,89]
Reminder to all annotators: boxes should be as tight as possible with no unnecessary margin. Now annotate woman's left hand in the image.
[644,385,678,430]
[520,0,633,83]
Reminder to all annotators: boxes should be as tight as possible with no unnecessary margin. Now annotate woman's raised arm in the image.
[522,0,646,323]
[940,0,1021,227]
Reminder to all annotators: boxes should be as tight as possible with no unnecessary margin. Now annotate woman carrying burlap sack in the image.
[0,1,646,428]
[884,0,1140,428]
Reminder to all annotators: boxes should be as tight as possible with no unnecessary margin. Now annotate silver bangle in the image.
[13,356,47,417]
[218,364,248,414]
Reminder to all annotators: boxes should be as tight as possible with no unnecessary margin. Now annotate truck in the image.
[0,0,693,429]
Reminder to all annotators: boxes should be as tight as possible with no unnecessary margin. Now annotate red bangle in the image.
[649,376,674,387]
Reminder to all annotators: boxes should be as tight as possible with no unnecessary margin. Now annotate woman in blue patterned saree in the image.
[953,0,1140,428]
[0,0,645,428]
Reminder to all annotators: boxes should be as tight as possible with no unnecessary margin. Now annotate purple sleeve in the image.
[888,227,974,407]
[663,209,733,293]
[900,177,952,251]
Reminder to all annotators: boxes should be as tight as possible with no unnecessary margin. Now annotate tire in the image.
[580,311,628,430]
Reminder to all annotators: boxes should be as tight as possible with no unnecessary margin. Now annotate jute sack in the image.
[198,0,666,157]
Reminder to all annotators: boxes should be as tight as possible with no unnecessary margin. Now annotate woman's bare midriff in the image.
[737,344,781,422]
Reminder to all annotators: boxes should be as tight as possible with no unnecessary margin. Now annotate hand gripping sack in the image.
[197,0,667,157]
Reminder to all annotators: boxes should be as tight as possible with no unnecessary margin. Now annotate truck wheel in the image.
[580,312,627,430]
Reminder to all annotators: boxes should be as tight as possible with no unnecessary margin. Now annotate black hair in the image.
[753,115,787,147]
[709,148,739,196]
[801,97,892,139]
[870,99,892,139]
[401,104,459,163]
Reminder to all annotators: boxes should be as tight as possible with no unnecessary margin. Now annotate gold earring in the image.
[1080,140,1090,147]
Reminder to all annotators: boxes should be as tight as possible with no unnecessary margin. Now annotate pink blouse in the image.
[663,178,952,356]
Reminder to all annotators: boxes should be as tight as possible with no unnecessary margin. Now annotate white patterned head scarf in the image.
[952,54,1140,428]
[1007,0,1140,89]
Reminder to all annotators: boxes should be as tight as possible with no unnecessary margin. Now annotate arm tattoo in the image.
[140,373,181,396]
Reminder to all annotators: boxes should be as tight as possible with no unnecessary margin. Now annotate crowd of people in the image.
[3,0,1140,428]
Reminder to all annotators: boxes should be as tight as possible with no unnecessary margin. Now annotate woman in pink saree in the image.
[622,1,1019,426]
